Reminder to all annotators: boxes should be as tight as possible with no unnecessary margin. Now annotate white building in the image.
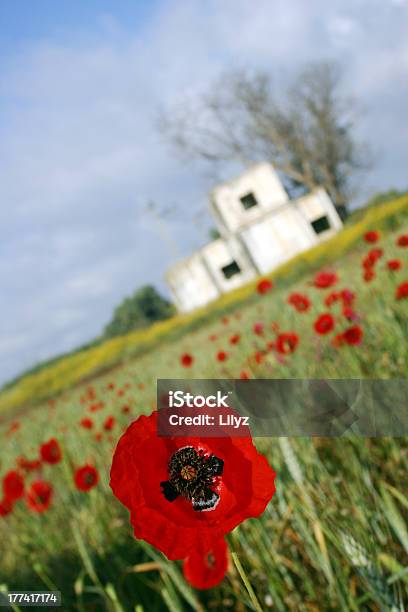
[166,162,342,312]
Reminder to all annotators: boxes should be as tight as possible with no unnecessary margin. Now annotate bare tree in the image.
[158,62,371,219]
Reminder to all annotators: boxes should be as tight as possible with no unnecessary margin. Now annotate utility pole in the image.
[144,200,180,261]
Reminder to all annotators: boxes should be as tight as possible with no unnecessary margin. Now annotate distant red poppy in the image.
[342,326,364,345]
[387,259,402,271]
[74,465,99,492]
[314,313,335,335]
[276,332,299,354]
[183,537,228,590]
[397,234,408,247]
[3,470,24,501]
[0,497,13,517]
[89,401,105,412]
[367,248,383,265]
[257,278,273,295]
[332,333,345,348]
[313,271,338,289]
[110,412,276,588]
[254,351,265,364]
[229,334,241,345]
[180,353,194,367]
[396,281,408,300]
[40,438,62,464]
[340,289,355,304]
[239,371,250,380]
[363,268,375,282]
[253,322,264,336]
[364,230,380,243]
[80,417,94,429]
[342,306,358,322]
[324,292,339,307]
[107,382,115,390]
[16,456,42,472]
[288,293,311,312]
[121,405,131,414]
[6,421,21,436]
[26,481,53,513]
[104,416,115,432]
[216,350,228,362]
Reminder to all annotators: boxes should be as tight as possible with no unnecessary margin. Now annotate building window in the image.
[221,260,241,279]
[311,215,331,234]
[240,192,258,210]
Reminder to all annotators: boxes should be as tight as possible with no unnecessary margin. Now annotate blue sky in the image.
[0,0,407,385]
[0,1,155,51]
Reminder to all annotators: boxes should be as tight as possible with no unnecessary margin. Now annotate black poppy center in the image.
[160,446,224,512]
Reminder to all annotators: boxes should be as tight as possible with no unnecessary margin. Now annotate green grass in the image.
[0,205,407,610]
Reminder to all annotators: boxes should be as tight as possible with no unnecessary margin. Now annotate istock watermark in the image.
[157,379,408,437]
[168,390,232,408]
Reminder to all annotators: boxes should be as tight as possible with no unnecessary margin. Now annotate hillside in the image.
[1,193,408,417]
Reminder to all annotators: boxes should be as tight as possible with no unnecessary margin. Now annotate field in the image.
[1,198,408,611]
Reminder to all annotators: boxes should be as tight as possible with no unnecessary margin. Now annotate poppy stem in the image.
[231,552,263,612]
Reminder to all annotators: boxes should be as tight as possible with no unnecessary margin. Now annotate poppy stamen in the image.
[160,446,224,512]
[181,465,197,481]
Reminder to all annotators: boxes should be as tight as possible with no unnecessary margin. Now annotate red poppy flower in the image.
[239,370,250,380]
[257,278,273,295]
[26,481,53,513]
[229,334,241,345]
[183,537,228,589]
[110,412,276,588]
[3,470,24,501]
[396,281,408,300]
[397,234,408,247]
[276,332,299,354]
[313,271,338,289]
[254,350,265,364]
[314,313,335,335]
[363,268,375,282]
[367,248,383,265]
[340,289,355,304]
[387,259,402,271]
[74,465,99,492]
[332,333,345,348]
[0,497,13,517]
[122,405,131,414]
[253,322,264,335]
[364,230,380,243]
[342,326,364,345]
[324,291,339,307]
[89,401,105,412]
[288,293,311,312]
[342,306,358,322]
[216,350,228,362]
[104,416,116,431]
[80,417,94,429]
[16,456,42,472]
[107,382,116,390]
[40,438,62,464]
[180,353,194,367]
